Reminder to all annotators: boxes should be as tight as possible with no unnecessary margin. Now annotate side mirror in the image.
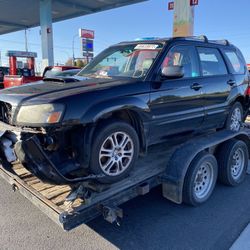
[161,66,184,79]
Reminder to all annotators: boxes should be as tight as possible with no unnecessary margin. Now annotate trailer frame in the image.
[0,128,249,231]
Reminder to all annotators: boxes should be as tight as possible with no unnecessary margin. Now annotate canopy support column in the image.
[40,0,54,69]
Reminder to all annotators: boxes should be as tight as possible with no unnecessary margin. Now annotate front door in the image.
[149,45,205,143]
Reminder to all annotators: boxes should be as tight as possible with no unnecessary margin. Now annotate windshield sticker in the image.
[134,44,159,50]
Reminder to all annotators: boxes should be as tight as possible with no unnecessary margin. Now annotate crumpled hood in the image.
[0,77,127,106]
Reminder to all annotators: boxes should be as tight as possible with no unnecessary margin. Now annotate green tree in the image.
[75,59,87,68]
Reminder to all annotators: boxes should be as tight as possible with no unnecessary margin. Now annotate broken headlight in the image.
[16,104,65,124]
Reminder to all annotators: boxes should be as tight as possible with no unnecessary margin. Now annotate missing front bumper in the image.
[13,136,104,185]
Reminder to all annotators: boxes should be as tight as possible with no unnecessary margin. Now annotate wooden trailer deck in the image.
[0,142,175,230]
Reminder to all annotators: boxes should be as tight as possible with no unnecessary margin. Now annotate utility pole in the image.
[24,29,28,52]
[172,0,196,37]
[72,34,78,66]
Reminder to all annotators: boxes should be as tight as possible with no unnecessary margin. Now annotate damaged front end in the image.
[0,121,104,185]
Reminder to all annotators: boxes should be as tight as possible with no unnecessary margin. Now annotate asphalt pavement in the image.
[1,171,250,250]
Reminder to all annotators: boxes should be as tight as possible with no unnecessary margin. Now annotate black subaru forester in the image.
[0,36,248,184]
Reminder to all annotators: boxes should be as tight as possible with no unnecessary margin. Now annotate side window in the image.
[223,50,245,74]
[197,47,227,76]
[161,46,200,78]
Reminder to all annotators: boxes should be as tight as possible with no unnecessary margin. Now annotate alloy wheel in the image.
[99,131,134,176]
[230,107,242,132]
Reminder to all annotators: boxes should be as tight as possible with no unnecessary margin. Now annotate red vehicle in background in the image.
[3,51,43,88]
[3,50,80,89]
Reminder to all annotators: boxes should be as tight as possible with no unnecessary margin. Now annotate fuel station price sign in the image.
[79,28,94,61]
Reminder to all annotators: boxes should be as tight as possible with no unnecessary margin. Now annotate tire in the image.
[183,151,218,206]
[216,139,248,186]
[226,102,243,132]
[89,120,139,183]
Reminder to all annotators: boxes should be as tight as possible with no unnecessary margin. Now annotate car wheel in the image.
[183,152,218,206]
[216,139,248,186]
[226,102,243,132]
[89,120,139,183]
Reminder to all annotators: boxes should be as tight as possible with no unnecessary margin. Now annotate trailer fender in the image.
[161,130,250,204]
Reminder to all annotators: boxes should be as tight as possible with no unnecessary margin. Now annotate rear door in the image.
[196,47,232,129]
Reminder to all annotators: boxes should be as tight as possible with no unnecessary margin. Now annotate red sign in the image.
[79,29,95,39]
[190,0,199,6]
[168,2,174,10]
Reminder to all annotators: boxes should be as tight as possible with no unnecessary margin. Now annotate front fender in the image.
[80,96,150,124]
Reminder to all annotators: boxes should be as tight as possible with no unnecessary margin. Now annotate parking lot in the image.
[1,171,250,250]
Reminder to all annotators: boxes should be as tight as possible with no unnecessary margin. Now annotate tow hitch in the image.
[99,205,123,225]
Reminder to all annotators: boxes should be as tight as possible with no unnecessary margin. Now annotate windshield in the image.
[44,68,62,78]
[77,43,163,79]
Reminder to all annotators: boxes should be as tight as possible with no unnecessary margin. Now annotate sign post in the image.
[79,29,95,63]
[170,0,198,37]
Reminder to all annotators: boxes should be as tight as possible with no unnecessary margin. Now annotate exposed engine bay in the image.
[0,122,104,185]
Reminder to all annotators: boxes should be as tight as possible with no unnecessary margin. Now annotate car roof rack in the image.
[173,35,208,42]
[208,39,230,46]
[172,36,230,46]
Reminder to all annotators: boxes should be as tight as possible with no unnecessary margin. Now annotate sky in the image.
[1,0,250,69]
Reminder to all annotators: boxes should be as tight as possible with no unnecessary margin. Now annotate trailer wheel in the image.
[183,152,218,206]
[216,139,248,186]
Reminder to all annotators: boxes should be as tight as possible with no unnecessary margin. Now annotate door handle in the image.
[227,79,236,86]
[190,83,202,91]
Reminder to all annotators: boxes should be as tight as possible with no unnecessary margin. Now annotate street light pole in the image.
[72,34,78,66]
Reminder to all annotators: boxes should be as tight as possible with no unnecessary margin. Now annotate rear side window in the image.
[197,47,227,76]
[223,50,245,74]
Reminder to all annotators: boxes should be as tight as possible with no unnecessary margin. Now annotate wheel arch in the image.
[93,108,148,155]
[233,95,248,116]
[80,97,150,155]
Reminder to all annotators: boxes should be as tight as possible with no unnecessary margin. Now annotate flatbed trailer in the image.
[1,128,250,231]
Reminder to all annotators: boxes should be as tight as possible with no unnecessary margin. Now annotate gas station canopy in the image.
[0,0,148,68]
[0,0,147,35]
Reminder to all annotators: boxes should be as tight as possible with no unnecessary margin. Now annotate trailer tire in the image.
[216,139,248,186]
[183,152,218,206]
